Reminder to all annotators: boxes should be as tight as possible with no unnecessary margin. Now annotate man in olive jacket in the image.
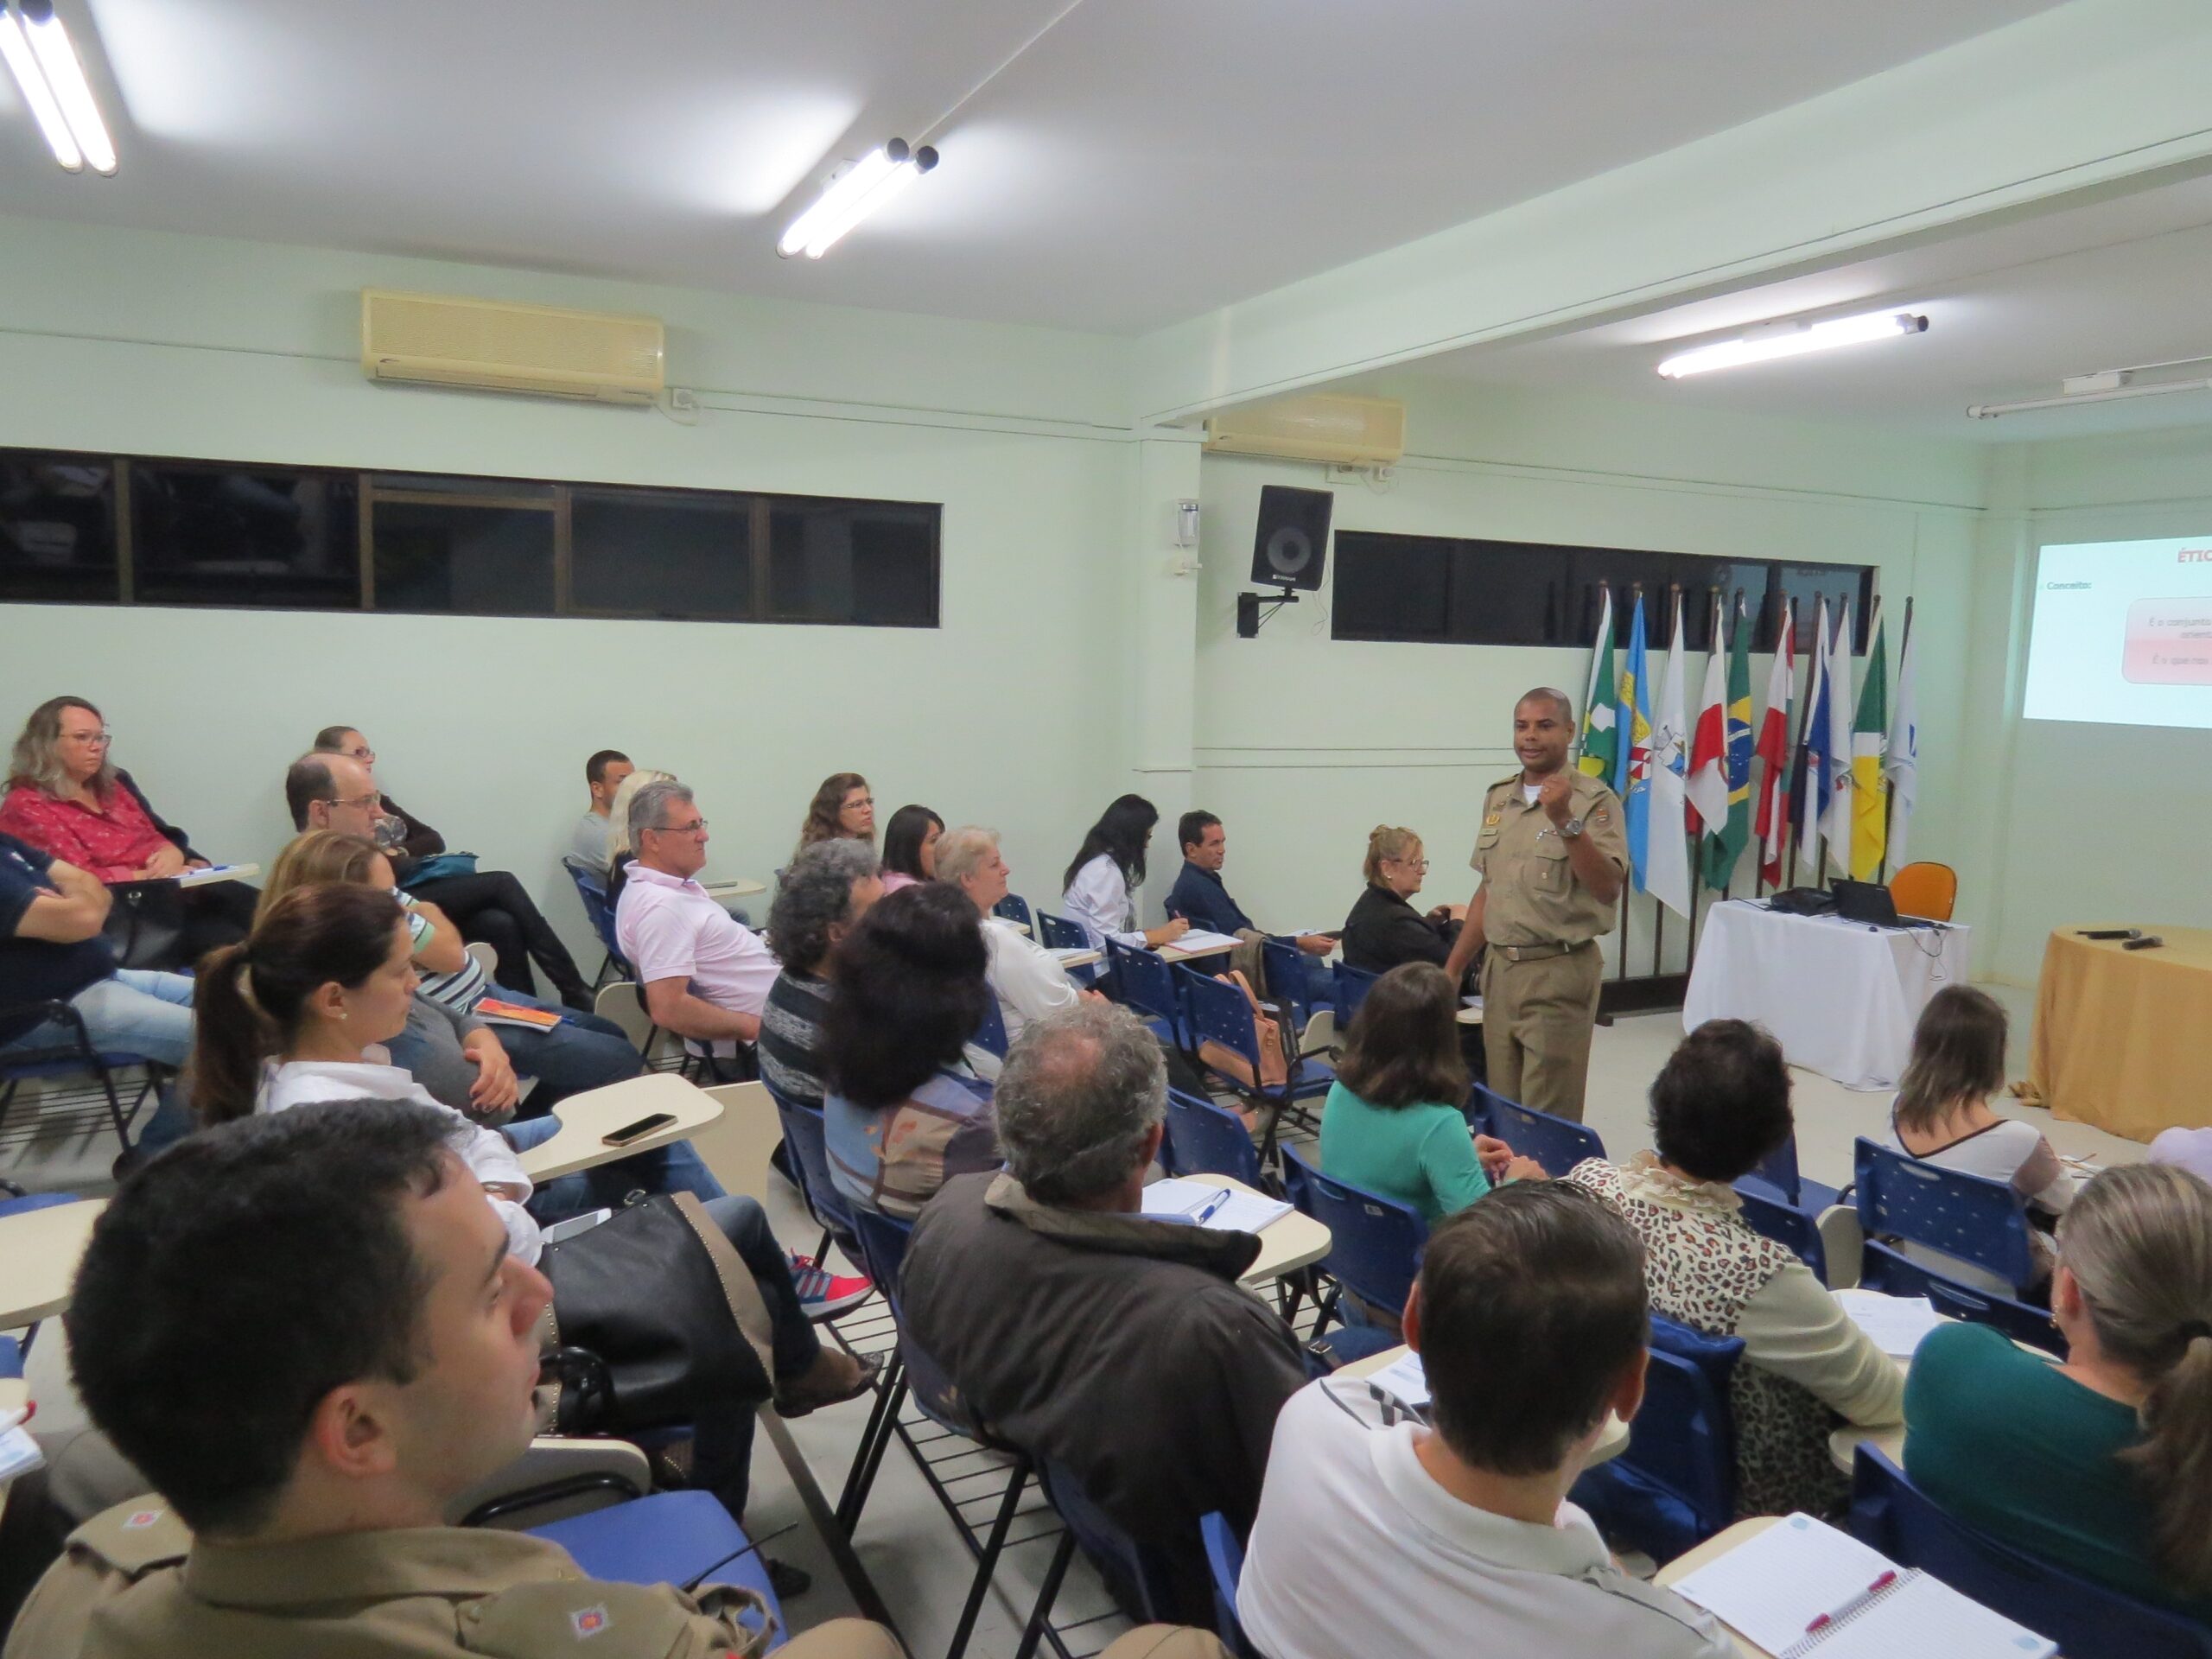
[900,1001,1309,1627]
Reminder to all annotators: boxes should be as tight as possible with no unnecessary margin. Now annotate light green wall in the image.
[1190,380,1986,958]
[0,213,1169,963]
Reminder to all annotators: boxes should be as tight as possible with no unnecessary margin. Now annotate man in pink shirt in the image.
[615,779,779,1072]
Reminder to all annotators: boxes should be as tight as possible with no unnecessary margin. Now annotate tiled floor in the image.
[3,981,2154,1656]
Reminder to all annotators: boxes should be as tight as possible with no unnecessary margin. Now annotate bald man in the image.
[1441,689,1626,1122]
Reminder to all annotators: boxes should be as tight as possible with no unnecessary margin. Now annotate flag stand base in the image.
[1599,974,1690,1017]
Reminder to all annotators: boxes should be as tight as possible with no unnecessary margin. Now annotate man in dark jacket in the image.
[899,1001,1309,1627]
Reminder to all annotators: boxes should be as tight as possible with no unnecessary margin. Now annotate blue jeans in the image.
[504,1115,729,1223]
[479,986,640,1118]
[3,970,196,1068]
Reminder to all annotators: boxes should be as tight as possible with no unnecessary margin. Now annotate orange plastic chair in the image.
[1889,861,1957,923]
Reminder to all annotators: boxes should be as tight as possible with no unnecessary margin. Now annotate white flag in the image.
[1686,613,1731,831]
[1885,613,1919,864]
[1822,599,1855,874]
[1646,590,1695,918]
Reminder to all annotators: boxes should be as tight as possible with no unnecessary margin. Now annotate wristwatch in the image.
[1560,817,1586,840]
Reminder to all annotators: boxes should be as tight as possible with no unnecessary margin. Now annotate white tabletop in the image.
[176,861,260,887]
[1683,900,1972,1090]
[1654,1516,1782,1657]
[1333,1344,1630,1465]
[0,1199,105,1329]
[514,1073,723,1180]
[1053,948,1103,969]
[701,877,766,900]
[1207,1175,1332,1286]
[1160,937,1237,963]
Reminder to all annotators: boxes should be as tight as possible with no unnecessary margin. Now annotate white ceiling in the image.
[0,0,2063,335]
[1371,171,2212,441]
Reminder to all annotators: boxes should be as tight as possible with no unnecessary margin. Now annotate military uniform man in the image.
[1443,688,1626,1123]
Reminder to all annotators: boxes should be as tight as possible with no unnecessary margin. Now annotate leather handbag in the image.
[1197,967,1291,1090]
[99,880,189,972]
[537,1191,775,1435]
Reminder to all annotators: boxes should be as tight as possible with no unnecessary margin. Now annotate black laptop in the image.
[1832,879,1906,928]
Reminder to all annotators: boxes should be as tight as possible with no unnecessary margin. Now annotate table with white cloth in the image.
[1681,900,1972,1090]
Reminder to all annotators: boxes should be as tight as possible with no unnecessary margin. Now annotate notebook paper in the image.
[1167,930,1243,954]
[1141,1177,1291,1233]
[1364,1350,1430,1409]
[1834,1289,1949,1359]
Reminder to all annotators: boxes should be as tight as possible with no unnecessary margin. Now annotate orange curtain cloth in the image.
[2027,925,2212,1142]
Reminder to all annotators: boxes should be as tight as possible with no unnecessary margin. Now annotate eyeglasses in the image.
[346,746,376,763]
[63,730,112,747]
[648,818,709,837]
[1386,855,1430,870]
[334,791,383,811]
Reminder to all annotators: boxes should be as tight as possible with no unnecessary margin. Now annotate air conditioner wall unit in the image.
[360,289,666,405]
[1202,393,1406,467]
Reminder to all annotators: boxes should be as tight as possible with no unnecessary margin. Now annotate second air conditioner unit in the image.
[360,289,666,405]
[1202,393,1406,467]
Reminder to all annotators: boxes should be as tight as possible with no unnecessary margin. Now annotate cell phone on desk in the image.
[601,1111,677,1147]
[2123,935,2164,951]
[2077,927,2140,941]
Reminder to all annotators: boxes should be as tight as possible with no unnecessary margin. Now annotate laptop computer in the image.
[1832,878,1905,928]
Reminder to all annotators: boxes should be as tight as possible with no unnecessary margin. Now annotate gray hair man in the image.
[899,1002,1308,1626]
[759,838,884,1112]
[613,779,779,1065]
[937,824,1099,1060]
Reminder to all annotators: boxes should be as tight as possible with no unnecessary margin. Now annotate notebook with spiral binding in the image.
[1671,1513,2055,1659]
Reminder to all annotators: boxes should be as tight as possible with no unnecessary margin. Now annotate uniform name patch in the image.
[123,1510,162,1531]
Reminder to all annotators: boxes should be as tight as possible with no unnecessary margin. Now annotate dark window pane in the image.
[1332,532,1451,639]
[0,453,118,603]
[572,489,748,619]
[376,474,554,502]
[372,501,555,616]
[769,499,938,626]
[131,464,359,608]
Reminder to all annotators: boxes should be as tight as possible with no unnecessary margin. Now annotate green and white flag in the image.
[1579,587,1618,778]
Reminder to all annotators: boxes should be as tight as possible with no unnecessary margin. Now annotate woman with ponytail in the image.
[1904,1161,2212,1618]
[191,883,876,1529]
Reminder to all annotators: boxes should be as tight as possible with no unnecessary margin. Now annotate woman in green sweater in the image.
[1319,962,1543,1223]
[1904,1161,2212,1623]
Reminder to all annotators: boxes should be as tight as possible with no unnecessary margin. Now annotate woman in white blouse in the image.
[1884,985,2077,1293]
[186,880,878,1529]
[1058,793,1190,954]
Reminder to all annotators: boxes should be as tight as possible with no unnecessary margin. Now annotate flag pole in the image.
[1617,581,1643,986]
[1785,590,1820,892]
[1880,595,1913,884]
[1722,587,1744,903]
[1652,582,1681,979]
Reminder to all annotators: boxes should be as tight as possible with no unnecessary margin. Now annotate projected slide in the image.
[2024,537,2212,728]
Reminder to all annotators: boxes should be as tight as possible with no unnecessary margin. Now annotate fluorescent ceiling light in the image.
[778,138,938,259]
[0,10,81,170]
[1656,309,1927,379]
[22,0,115,174]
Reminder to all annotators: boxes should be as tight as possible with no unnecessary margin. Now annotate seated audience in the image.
[6,1103,896,1658]
[569,747,632,867]
[1237,1184,1730,1659]
[937,824,1096,1051]
[1904,1161,2212,1622]
[793,772,875,861]
[901,1001,1308,1626]
[1166,810,1335,960]
[1320,963,1539,1224]
[262,830,639,1116]
[823,883,996,1218]
[294,736,592,1009]
[601,764,676,902]
[877,803,943,893]
[1883,984,2075,1292]
[1341,824,1462,976]
[186,889,873,1529]
[2,695,255,962]
[614,779,778,1076]
[1564,1019,1903,1517]
[1058,793,1190,954]
[759,838,884,1113]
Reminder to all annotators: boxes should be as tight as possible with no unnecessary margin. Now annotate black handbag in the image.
[99,880,190,971]
[537,1191,775,1436]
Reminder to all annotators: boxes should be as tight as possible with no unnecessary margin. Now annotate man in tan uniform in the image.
[1443,688,1626,1123]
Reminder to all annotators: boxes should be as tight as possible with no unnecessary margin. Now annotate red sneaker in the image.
[789,1253,873,1319]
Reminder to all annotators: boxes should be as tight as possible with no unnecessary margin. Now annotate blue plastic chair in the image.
[973,994,1009,1059]
[1020,1458,1185,1651]
[1473,1086,1605,1178]
[1200,1513,1261,1659]
[762,1080,859,1270]
[1737,1131,1842,1214]
[1849,1446,2210,1659]
[1853,1137,2037,1296]
[1858,1238,2063,1357]
[993,893,1036,931]
[1570,1313,1743,1561]
[0,999,161,1160]
[562,855,631,982]
[1036,912,1098,985]
[1257,937,1328,1040]
[1736,1185,1832,1286]
[1161,1088,1268,1188]
[1332,962,1379,1033]
[1175,965,1336,1133]
[1281,1144,1426,1332]
[1104,938,1185,1047]
[528,1491,785,1647]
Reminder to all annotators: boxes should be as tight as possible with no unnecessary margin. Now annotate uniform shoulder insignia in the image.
[74,1497,193,1573]
[457,1579,733,1658]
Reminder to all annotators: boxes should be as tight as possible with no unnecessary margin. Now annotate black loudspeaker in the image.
[1250,485,1332,592]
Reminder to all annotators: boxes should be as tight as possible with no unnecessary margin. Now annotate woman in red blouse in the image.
[2,696,255,963]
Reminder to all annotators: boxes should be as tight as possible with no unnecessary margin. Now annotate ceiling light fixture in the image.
[1,0,115,175]
[777,138,938,260]
[1967,356,2212,419]
[1656,308,1927,379]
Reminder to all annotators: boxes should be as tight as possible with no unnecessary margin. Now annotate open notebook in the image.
[1833,1289,1949,1360]
[1141,1177,1291,1234]
[1671,1513,2055,1659]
